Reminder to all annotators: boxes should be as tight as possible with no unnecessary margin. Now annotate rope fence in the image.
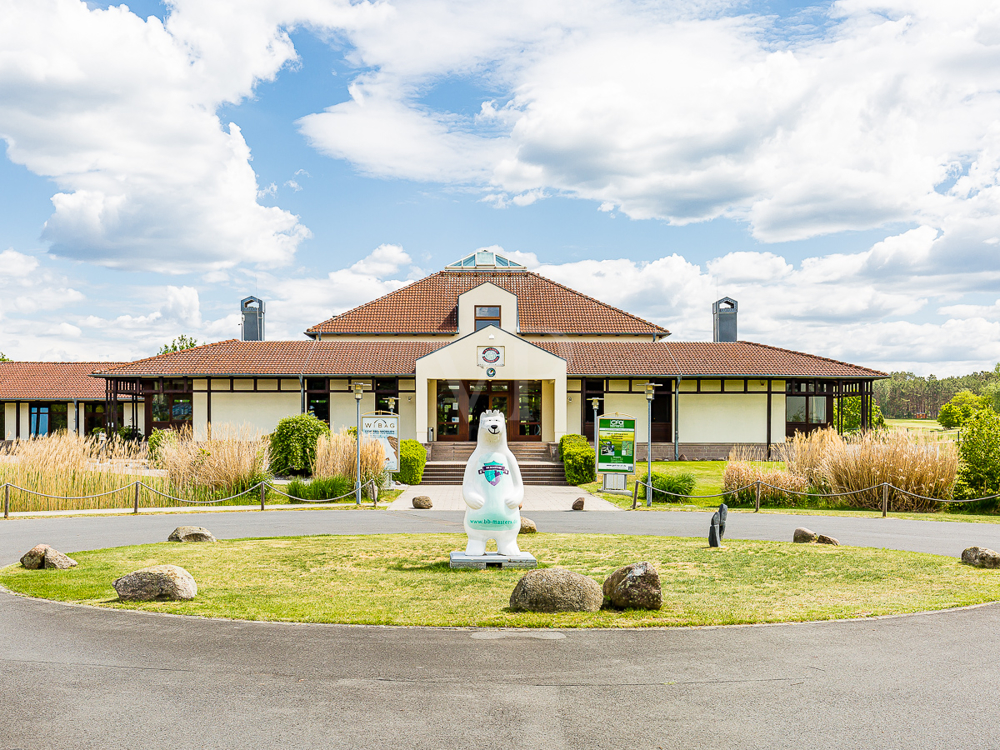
[630,478,999,517]
[1,478,382,518]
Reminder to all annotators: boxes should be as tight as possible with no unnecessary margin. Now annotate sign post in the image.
[597,413,635,492]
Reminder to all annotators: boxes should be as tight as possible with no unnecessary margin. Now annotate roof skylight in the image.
[445,249,526,271]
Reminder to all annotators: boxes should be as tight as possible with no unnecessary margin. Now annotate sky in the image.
[1,0,999,376]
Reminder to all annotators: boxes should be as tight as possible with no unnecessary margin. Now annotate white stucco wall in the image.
[678,394,770,443]
[398,395,416,441]
[414,326,567,442]
[330,391,375,434]
[566,394,582,435]
[4,403,15,440]
[204,392,301,439]
[457,283,519,335]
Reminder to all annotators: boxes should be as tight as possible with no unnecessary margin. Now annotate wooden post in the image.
[754,479,761,513]
[631,479,639,510]
[260,483,266,511]
[882,482,888,518]
[4,484,8,519]
[133,482,139,514]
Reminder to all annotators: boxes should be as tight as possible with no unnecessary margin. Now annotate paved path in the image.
[389,484,619,511]
[3,508,1000,748]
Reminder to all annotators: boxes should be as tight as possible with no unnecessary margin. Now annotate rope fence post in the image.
[754,480,761,513]
[631,479,639,510]
[4,483,8,519]
[882,482,888,518]
[133,482,139,515]
[260,483,266,511]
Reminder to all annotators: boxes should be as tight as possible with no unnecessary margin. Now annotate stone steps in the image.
[420,461,568,486]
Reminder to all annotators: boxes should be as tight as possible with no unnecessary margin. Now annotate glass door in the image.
[436,380,464,440]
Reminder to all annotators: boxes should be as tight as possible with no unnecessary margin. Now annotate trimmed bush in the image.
[559,433,590,460]
[955,409,1000,508]
[286,475,354,503]
[563,442,596,485]
[269,414,330,476]
[637,471,696,501]
[396,439,427,485]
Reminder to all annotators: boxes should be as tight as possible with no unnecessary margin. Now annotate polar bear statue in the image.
[462,410,525,556]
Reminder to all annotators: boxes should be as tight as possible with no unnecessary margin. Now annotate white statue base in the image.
[450,551,537,569]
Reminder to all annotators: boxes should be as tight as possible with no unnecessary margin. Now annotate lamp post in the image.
[645,383,655,507]
[354,382,364,505]
[590,397,602,482]
[386,396,397,414]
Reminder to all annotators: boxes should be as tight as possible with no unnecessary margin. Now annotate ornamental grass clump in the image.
[313,429,386,499]
[724,445,807,507]
[821,429,956,512]
[157,424,270,502]
[0,432,167,512]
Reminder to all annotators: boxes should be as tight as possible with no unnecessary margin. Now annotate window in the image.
[29,405,49,436]
[474,306,501,331]
[809,396,827,424]
[785,396,807,423]
[375,378,399,413]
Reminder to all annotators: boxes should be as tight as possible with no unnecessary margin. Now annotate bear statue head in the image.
[478,410,508,446]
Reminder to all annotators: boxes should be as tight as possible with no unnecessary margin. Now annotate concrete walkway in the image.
[388,484,621,511]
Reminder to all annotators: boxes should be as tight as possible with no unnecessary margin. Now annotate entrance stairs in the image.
[420,442,567,486]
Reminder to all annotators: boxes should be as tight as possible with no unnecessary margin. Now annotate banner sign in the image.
[361,414,400,473]
[597,415,635,474]
[477,345,504,369]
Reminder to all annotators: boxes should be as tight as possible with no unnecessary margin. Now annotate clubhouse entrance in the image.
[436,379,542,441]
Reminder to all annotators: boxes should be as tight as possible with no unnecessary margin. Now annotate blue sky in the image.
[1,0,999,375]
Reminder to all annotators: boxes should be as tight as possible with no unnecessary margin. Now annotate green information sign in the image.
[597,415,635,474]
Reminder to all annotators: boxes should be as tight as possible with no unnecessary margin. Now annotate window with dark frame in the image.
[375,377,399,413]
[306,378,329,424]
[474,306,501,331]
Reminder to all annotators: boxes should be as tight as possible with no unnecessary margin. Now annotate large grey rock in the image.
[168,526,217,543]
[793,527,818,543]
[572,498,585,511]
[20,544,77,570]
[113,565,197,601]
[602,561,662,610]
[708,511,721,548]
[412,495,433,509]
[962,546,1000,569]
[817,534,840,546]
[520,516,537,534]
[509,568,603,613]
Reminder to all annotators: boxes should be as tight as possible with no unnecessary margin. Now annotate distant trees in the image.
[874,365,1000,419]
[0,352,9,362]
[157,336,200,355]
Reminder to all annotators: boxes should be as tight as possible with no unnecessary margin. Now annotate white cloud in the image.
[0,0,312,272]
[0,248,39,277]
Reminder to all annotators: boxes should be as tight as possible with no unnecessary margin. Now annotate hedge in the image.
[559,433,590,459]
[637,471,696,501]
[397,439,427,485]
[269,413,330,476]
[563,443,596,485]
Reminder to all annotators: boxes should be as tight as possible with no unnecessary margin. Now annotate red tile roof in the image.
[95,339,884,379]
[305,271,668,337]
[538,340,886,378]
[0,362,122,400]
[96,340,445,377]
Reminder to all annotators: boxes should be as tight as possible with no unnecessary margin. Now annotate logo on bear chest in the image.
[478,460,509,486]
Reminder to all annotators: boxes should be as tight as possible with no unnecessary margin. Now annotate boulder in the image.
[20,544,50,570]
[167,526,217,543]
[20,544,77,570]
[520,517,537,534]
[817,534,840,546]
[962,546,1000,569]
[412,495,433,509]
[44,549,78,569]
[793,527,818,543]
[572,498,585,511]
[602,561,662,610]
[113,565,197,601]
[708,511,721,548]
[509,568,603,613]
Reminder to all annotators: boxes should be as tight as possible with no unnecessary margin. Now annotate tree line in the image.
[874,365,1000,419]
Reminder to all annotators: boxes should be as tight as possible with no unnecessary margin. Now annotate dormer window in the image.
[475,306,501,331]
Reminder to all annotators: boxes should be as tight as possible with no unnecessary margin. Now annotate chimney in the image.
[712,297,737,342]
[241,296,265,341]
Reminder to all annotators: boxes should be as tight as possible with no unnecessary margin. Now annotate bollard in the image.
[133,482,139,514]
[260,483,266,511]
[3,483,8,520]
[882,482,888,518]
[754,480,761,513]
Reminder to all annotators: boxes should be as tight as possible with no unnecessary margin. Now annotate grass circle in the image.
[3,533,999,628]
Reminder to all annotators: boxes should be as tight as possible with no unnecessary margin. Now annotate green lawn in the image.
[583,460,760,510]
[3,533,997,628]
[886,418,957,439]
